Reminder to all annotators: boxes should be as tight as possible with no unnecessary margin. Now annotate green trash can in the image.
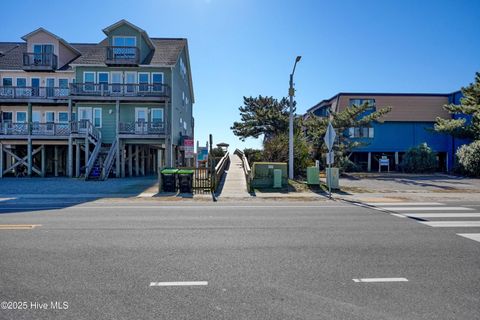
[161,168,178,192]
[307,166,320,185]
[177,169,194,193]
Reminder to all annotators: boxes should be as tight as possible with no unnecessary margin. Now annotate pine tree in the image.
[303,102,392,161]
[435,72,480,140]
[231,96,295,141]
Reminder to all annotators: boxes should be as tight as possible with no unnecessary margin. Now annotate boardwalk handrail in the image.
[214,151,230,191]
[234,148,251,191]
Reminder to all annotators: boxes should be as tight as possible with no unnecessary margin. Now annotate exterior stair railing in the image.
[101,139,117,181]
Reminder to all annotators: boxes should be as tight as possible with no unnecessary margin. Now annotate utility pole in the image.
[288,56,301,180]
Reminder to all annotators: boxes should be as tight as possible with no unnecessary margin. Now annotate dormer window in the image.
[113,36,136,47]
[33,44,54,55]
[106,36,139,65]
[23,43,57,70]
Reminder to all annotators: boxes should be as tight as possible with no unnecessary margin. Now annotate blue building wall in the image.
[350,91,470,171]
[352,121,450,153]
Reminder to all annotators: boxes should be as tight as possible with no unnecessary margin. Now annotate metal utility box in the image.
[325,167,339,189]
[306,166,320,185]
[251,162,287,188]
[177,169,194,193]
[161,168,178,192]
[273,169,282,188]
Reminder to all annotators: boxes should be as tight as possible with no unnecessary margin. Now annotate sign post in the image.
[324,122,336,199]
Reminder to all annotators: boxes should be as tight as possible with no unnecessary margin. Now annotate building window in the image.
[16,78,27,96]
[45,111,55,123]
[179,57,186,79]
[113,36,136,47]
[59,79,69,96]
[16,78,26,87]
[93,108,102,128]
[2,112,13,123]
[2,77,12,86]
[58,112,68,123]
[2,78,13,96]
[33,44,54,65]
[138,73,149,92]
[16,111,27,123]
[152,73,163,92]
[98,72,109,91]
[112,36,136,59]
[349,99,376,111]
[84,72,95,91]
[314,105,330,117]
[151,108,164,123]
[125,72,136,94]
[349,127,374,138]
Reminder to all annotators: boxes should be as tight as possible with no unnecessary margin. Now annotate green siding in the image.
[74,103,166,144]
[71,24,194,151]
[171,48,193,144]
[106,24,152,63]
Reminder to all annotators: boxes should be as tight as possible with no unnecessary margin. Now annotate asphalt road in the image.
[0,198,479,319]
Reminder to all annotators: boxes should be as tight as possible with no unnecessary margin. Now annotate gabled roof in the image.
[21,27,81,56]
[306,92,453,115]
[70,38,186,66]
[0,43,26,70]
[102,19,155,51]
[0,38,188,70]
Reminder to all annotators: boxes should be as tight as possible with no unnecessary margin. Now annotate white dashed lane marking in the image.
[150,281,208,287]
[352,278,408,283]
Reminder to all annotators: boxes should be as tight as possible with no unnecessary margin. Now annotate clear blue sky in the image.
[1,0,479,150]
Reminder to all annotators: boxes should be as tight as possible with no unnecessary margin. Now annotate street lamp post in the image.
[288,56,301,180]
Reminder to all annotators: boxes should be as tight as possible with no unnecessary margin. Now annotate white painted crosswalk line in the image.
[457,233,480,243]
[419,221,480,228]
[379,207,473,211]
[367,202,443,206]
[404,213,480,218]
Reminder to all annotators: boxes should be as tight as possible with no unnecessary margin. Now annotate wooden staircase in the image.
[85,140,117,181]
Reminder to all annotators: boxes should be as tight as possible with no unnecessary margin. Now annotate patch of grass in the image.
[253,179,328,193]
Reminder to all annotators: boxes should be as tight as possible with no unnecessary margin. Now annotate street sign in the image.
[326,151,334,165]
[197,147,208,161]
[184,139,194,159]
[324,122,336,151]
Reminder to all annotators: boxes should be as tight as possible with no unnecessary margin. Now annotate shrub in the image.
[211,147,226,158]
[456,141,480,177]
[337,156,362,173]
[263,133,313,177]
[243,148,264,166]
[401,143,437,173]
